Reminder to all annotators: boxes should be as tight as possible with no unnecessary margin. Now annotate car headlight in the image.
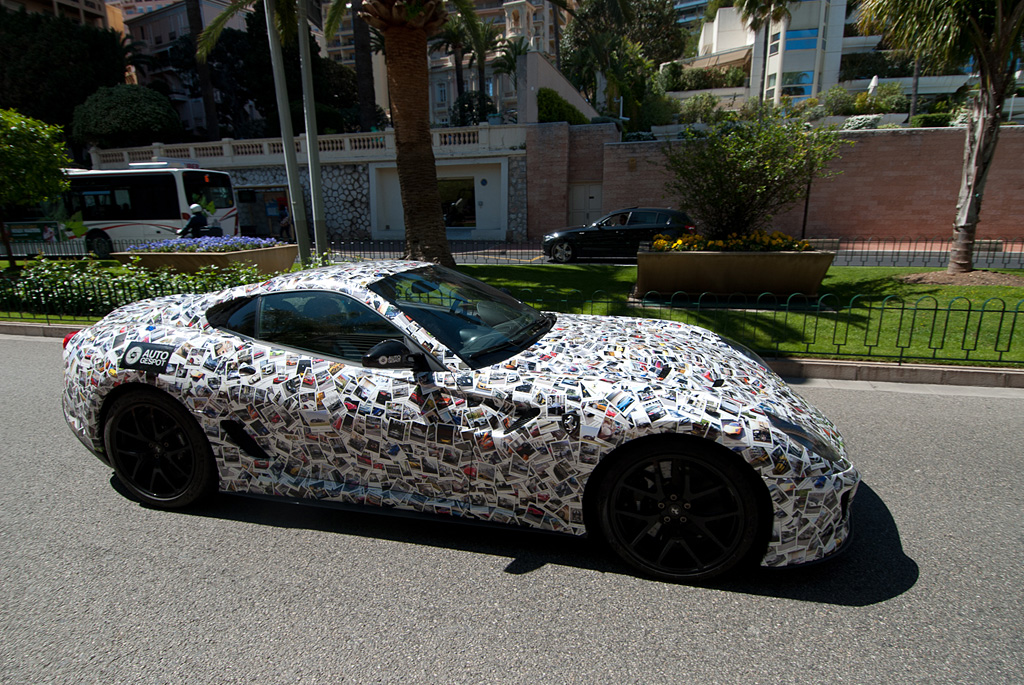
[765,413,845,465]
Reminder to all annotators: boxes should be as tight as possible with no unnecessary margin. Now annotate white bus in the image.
[5,163,238,257]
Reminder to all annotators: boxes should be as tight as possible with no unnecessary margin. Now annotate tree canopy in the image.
[71,85,183,149]
[0,109,71,265]
[859,0,1024,273]
[0,9,134,131]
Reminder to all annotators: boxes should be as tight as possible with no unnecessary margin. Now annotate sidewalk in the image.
[4,320,1023,389]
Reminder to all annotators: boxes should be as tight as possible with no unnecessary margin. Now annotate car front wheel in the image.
[103,389,215,508]
[595,440,762,582]
[550,240,575,263]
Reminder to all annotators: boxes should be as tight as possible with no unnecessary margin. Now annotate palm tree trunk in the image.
[384,25,454,267]
[454,46,466,99]
[352,0,377,131]
[185,0,220,139]
[948,85,1002,274]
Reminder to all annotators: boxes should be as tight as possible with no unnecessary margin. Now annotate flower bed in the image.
[114,237,297,274]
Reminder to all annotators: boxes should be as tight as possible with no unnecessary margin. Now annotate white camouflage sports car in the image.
[62,260,860,582]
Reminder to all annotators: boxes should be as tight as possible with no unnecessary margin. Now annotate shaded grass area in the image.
[462,265,1024,367]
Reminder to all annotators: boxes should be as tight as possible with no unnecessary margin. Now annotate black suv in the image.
[541,207,695,263]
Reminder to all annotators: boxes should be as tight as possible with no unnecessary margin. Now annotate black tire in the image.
[550,240,575,263]
[103,389,215,508]
[86,232,113,259]
[595,441,761,582]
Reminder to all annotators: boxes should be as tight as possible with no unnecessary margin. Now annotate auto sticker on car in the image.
[121,342,176,373]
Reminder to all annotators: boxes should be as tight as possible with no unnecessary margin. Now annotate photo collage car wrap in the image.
[63,261,859,569]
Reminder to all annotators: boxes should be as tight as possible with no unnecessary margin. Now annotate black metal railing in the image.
[11,236,1024,268]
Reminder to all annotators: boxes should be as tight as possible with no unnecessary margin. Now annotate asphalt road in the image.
[2,333,1022,684]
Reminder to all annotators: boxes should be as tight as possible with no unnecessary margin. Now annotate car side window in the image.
[258,291,405,361]
[208,296,258,338]
[629,211,658,225]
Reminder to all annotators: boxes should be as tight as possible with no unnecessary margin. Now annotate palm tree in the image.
[185,0,221,138]
[859,0,1024,274]
[351,0,377,132]
[429,13,470,101]
[737,0,793,105]
[465,18,504,121]
[359,0,456,266]
[492,36,531,96]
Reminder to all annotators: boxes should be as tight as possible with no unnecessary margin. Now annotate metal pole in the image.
[264,0,311,264]
[297,0,328,258]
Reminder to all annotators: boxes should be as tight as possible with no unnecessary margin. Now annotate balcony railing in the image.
[90,124,529,170]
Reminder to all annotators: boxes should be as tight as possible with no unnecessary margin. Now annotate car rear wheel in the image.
[103,389,215,508]
[596,441,761,582]
[550,240,575,263]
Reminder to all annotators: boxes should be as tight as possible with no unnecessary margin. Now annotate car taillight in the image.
[63,331,80,349]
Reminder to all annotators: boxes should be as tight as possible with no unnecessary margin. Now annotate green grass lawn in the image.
[461,265,1024,366]
[4,261,1023,366]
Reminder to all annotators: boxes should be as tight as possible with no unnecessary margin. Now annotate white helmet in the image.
[189,203,203,214]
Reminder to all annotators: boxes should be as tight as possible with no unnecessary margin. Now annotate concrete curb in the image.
[3,320,1022,389]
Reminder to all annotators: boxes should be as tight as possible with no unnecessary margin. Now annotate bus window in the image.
[183,171,234,209]
[67,173,179,221]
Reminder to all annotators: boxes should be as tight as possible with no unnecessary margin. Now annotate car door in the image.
[590,211,632,257]
[212,290,472,509]
[618,210,661,257]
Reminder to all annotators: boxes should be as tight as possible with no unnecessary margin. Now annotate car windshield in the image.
[368,265,555,369]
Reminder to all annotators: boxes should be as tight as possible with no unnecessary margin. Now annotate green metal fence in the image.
[4,278,1021,366]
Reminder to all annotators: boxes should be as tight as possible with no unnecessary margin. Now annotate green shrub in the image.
[823,85,856,116]
[660,65,746,92]
[537,88,588,125]
[909,112,952,127]
[843,114,883,130]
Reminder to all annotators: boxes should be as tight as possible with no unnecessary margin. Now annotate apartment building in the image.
[687,0,970,105]
[2,0,108,27]
[125,0,249,134]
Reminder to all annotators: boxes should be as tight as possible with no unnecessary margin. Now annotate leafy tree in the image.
[663,105,849,239]
[859,0,1024,273]
[350,0,378,132]
[0,9,134,132]
[71,85,183,149]
[167,30,261,138]
[0,109,71,267]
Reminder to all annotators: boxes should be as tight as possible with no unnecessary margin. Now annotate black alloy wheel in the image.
[103,390,214,508]
[550,240,575,263]
[597,443,761,582]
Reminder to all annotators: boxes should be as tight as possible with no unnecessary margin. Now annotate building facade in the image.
[2,0,108,26]
[125,0,250,135]
[687,0,970,106]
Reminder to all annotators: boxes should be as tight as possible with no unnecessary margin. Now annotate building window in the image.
[781,70,814,96]
[785,28,818,51]
[168,30,176,40]
[769,31,780,56]
[485,78,493,97]
[437,82,447,104]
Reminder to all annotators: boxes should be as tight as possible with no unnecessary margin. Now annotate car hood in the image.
[492,313,845,455]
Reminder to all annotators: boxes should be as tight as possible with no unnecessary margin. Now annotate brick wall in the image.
[526,123,570,238]
[596,127,1024,239]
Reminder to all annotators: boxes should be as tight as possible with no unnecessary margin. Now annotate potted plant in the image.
[642,103,849,296]
[113,236,297,274]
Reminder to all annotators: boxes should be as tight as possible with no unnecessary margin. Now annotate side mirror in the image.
[363,339,428,371]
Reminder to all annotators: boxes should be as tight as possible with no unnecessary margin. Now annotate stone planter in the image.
[113,244,298,274]
[636,250,835,297]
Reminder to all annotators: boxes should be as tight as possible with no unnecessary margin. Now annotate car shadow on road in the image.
[118,478,915,606]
